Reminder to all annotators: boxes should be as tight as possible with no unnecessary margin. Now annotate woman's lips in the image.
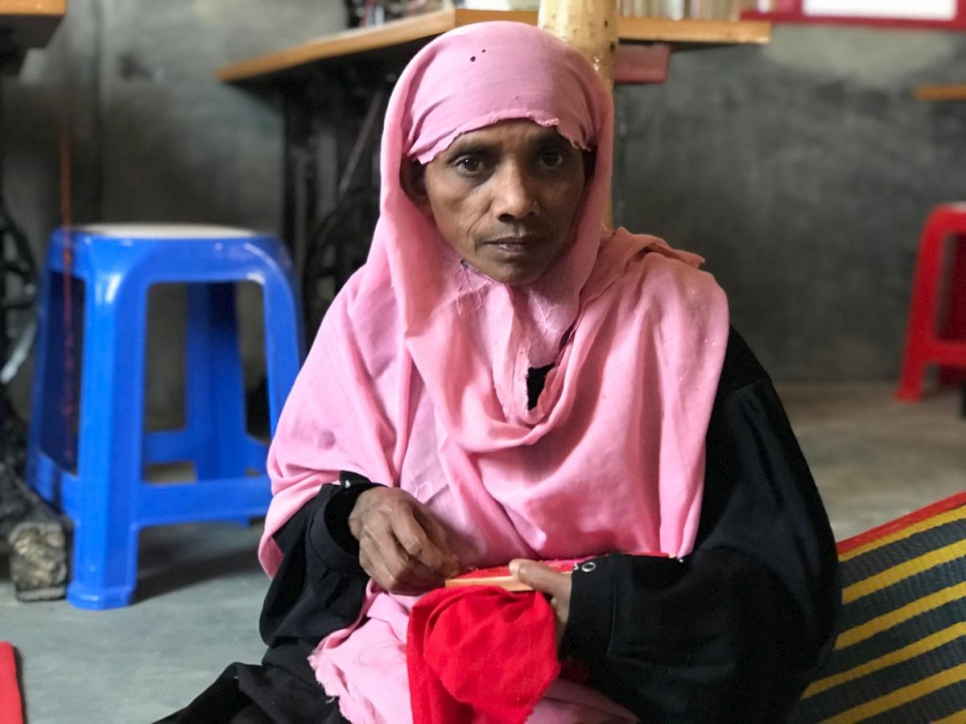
[485,236,539,256]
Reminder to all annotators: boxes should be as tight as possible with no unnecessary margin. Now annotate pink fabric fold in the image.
[260,20,730,723]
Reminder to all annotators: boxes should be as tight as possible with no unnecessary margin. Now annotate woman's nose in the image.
[492,164,537,222]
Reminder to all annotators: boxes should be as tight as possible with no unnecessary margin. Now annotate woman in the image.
[164,21,839,724]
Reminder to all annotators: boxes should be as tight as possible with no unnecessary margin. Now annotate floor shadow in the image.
[134,523,264,603]
[135,547,263,604]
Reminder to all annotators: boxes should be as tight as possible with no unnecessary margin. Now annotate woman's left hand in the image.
[510,559,571,650]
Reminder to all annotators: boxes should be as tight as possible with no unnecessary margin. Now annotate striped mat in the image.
[790,492,966,723]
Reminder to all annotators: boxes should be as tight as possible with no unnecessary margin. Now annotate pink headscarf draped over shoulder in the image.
[262,21,729,723]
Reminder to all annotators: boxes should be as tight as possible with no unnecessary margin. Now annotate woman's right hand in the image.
[348,487,462,595]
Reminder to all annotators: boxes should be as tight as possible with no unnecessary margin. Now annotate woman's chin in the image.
[474,261,549,288]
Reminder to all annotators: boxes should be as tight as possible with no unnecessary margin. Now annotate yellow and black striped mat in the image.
[790,492,966,723]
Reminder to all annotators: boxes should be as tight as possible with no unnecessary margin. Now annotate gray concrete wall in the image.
[4,14,965,428]
[614,26,966,381]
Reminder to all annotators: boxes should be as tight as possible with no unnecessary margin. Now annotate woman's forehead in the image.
[445,121,567,148]
[425,120,584,166]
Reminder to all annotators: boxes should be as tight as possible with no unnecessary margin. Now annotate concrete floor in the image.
[2,383,965,723]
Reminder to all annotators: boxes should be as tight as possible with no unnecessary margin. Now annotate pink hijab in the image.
[262,21,729,723]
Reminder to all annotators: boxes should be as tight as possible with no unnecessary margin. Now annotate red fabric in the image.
[0,642,24,724]
[407,587,561,724]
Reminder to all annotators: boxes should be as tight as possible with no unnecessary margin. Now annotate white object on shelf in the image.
[459,0,540,9]
[802,0,955,20]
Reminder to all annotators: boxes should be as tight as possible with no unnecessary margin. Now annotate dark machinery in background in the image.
[0,207,35,474]
[297,19,390,334]
[0,203,68,602]
[0,76,68,601]
[301,189,378,335]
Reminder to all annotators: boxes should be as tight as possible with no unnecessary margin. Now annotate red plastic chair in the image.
[896,204,966,401]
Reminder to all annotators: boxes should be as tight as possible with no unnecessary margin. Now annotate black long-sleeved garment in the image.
[160,329,840,724]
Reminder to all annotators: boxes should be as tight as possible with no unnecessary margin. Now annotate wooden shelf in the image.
[914,84,966,102]
[0,0,66,52]
[0,0,65,15]
[618,16,770,45]
[217,8,770,84]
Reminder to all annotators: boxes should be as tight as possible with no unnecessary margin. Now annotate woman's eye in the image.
[539,150,565,169]
[455,156,485,174]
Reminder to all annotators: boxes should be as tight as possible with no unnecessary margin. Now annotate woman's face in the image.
[415,120,589,287]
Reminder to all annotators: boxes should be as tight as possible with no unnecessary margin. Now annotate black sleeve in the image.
[189,474,382,724]
[258,473,380,680]
[561,328,841,723]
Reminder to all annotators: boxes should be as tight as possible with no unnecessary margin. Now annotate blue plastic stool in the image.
[26,224,304,609]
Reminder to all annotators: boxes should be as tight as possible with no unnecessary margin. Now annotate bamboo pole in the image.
[537,0,618,224]
[537,0,620,92]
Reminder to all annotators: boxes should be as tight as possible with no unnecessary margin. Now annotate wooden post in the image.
[538,0,620,92]
[538,0,618,224]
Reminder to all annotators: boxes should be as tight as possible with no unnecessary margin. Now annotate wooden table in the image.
[0,0,66,72]
[217,9,771,331]
[219,9,770,84]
